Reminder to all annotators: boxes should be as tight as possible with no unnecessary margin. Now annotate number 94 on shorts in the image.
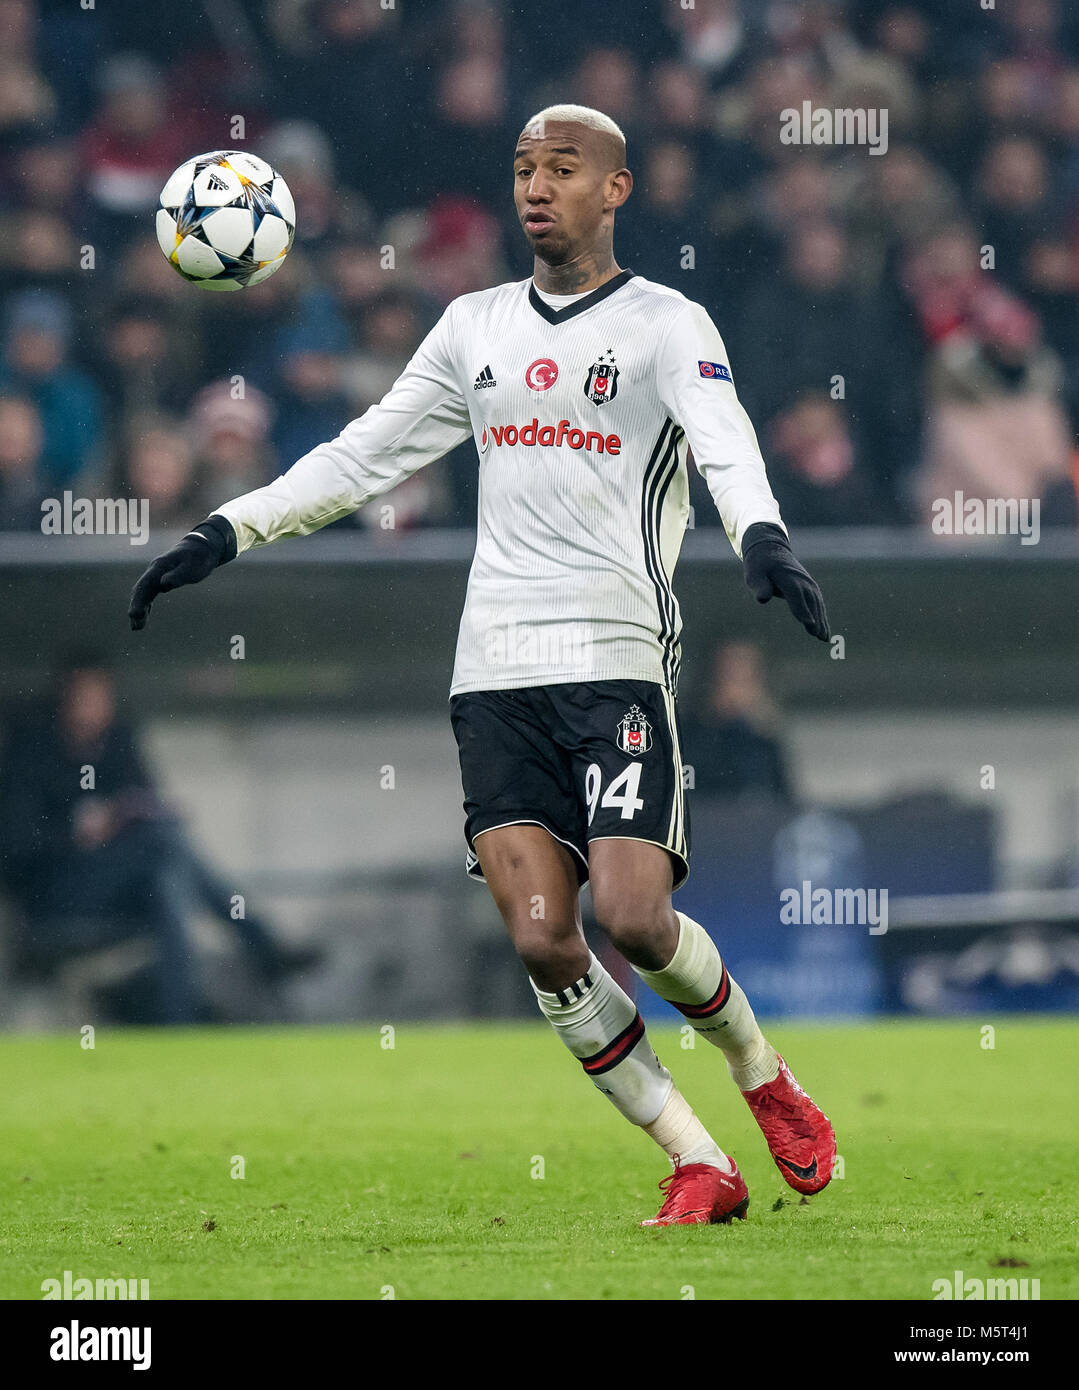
[449,678,690,889]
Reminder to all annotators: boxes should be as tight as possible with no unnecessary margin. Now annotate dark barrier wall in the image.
[2,529,1078,715]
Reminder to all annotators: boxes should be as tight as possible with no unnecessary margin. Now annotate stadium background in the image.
[1,0,1078,1029]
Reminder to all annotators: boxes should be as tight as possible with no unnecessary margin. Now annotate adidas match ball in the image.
[156,150,296,291]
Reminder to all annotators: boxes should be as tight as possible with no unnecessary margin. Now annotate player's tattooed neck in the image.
[533,250,621,295]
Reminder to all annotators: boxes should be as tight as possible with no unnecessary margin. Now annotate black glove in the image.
[128,515,237,631]
[741,522,830,641]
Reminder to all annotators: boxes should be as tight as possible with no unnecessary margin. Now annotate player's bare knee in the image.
[510,919,587,987]
[591,891,673,966]
[510,915,578,962]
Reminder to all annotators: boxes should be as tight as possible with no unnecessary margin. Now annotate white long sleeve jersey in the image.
[215,270,786,696]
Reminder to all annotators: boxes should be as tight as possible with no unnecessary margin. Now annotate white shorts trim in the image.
[466,818,589,882]
[587,835,690,891]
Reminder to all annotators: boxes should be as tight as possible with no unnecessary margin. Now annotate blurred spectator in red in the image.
[0,288,103,488]
[908,226,1078,528]
[0,391,43,529]
[413,196,505,305]
[79,53,191,241]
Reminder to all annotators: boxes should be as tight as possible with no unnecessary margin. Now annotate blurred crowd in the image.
[0,0,1078,534]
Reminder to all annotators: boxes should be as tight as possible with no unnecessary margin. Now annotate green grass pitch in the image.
[2,1018,1074,1300]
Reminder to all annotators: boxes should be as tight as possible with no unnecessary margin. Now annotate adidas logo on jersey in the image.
[473,365,496,390]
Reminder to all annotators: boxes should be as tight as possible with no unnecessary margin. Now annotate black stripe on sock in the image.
[551,970,594,1010]
[673,966,731,1020]
[580,1012,646,1075]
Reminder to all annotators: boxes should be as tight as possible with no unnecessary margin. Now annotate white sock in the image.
[632,912,779,1091]
[531,952,728,1168]
[530,952,670,1125]
[642,1086,733,1172]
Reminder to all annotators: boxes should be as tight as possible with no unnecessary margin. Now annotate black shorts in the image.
[449,679,690,890]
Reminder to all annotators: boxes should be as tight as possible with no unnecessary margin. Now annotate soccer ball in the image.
[155,150,296,291]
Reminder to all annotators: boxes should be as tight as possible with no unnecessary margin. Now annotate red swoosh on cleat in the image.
[776,1154,818,1182]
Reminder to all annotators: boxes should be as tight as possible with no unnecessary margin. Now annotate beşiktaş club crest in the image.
[617,705,652,755]
[584,348,619,406]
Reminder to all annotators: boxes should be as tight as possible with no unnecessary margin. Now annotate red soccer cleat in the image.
[741,1053,836,1195]
[641,1158,749,1227]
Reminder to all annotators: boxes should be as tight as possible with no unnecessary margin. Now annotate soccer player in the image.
[130,105,836,1226]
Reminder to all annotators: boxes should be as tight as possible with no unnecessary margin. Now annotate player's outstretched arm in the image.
[655,298,830,642]
[128,302,472,632]
[128,514,236,631]
[741,521,830,642]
